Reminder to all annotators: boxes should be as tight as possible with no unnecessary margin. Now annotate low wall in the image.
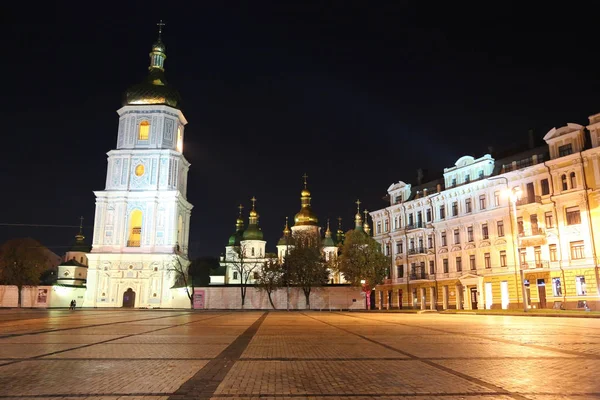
[171,285,366,310]
[0,285,86,308]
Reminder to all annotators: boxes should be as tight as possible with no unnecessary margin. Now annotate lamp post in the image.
[507,186,529,312]
[361,279,370,310]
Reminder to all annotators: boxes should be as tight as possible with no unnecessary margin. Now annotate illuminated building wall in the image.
[371,117,600,310]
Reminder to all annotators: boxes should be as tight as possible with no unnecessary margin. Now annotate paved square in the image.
[0,310,599,399]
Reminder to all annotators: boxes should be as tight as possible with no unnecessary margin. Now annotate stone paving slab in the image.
[208,397,515,400]
[214,360,494,395]
[0,334,125,344]
[435,358,600,394]
[0,360,208,396]
[0,343,83,358]
[241,342,409,359]
[43,343,228,359]
[111,334,239,344]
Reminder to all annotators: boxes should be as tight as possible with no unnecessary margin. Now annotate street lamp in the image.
[360,279,370,310]
[506,186,529,312]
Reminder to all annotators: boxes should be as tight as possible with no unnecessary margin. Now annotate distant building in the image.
[56,220,91,287]
[371,119,600,311]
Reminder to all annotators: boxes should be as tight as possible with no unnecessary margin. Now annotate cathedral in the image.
[84,25,193,308]
[212,175,371,285]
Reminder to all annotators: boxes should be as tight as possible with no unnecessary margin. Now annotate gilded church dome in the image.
[294,207,319,226]
[123,34,181,109]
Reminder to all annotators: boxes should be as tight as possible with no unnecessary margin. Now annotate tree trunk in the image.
[17,285,22,308]
[267,290,276,309]
[304,287,311,309]
[241,285,246,309]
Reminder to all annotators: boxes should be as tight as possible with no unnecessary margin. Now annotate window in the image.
[233,271,238,280]
[385,243,391,256]
[519,248,526,265]
[441,231,447,246]
[454,229,460,244]
[253,272,259,279]
[452,202,458,216]
[427,235,432,249]
[534,246,542,267]
[418,238,424,249]
[467,226,474,242]
[138,120,150,140]
[484,253,491,269]
[500,250,507,267]
[408,214,414,226]
[395,195,402,204]
[570,240,585,260]
[456,257,462,272]
[396,241,403,253]
[397,265,404,278]
[465,174,470,183]
[541,178,550,195]
[443,258,449,273]
[429,260,435,275]
[570,172,577,189]
[127,209,142,247]
[416,212,422,227]
[426,208,432,222]
[561,174,568,191]
[545,211,554,228]
[566,206,581,225]
[465,198,472,213]
[409,238,415,250]
[558,143,573,157]
[469,254,476,270]
[376,222,381,234]
[517,217,524,235]
[451,178,457,187]
[384,220,389,232]
[576,275,587,295]
[482,223,489,239]
[439,205,446,219]
[549,244,557,261]
[479,170,484,179]
[135,164,145,177]
[479,195,486,210]
[251,248,255,256]
[176,126,183,152]
[497,220,505,237]
[494,191,500,206]
[552,277,562,296]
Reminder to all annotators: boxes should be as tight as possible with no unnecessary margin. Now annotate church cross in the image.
[363,209,369,217]
[237,204,244,215]
[157,20,166,36]
[355,199,361,212]
[251,196,257,209]
[338,216,342,228]
[302,173,308,188]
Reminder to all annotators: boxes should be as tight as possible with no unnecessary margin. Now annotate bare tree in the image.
[229,243,262,309]
[167,256,193,308]
[256,256,284,309]
[284,231,329,309]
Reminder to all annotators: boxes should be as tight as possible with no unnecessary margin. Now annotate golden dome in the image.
[301,189,311,197]
[295,207,319,226]
[249,209,258,218]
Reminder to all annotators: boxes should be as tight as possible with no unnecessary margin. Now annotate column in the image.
[443,285,448,310]
[430,287,436,310]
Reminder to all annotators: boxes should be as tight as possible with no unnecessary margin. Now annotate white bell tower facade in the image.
[85,24,193,308]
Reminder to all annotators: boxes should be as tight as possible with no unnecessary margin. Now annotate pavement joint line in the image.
[0,312,231,368]
[339,311,600,359]
[301,312,531,400]
[0,311,200,339]
[168,312,268,400]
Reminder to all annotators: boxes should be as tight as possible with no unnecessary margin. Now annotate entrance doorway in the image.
[537,279,547,309]
[485,282,493,309]
[369,290,375,310]
[470,287,478,310]
[123,288,136,308]
[398,289,403,309]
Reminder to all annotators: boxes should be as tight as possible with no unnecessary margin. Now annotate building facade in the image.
[371,117,600,311]
[84,29,193,308]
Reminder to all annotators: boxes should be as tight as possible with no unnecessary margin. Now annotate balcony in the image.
[410,271,428,280]
[516,195,542,206]
[521,260,549,269]
[408,247,426,255]
[127,240,141,247]
[405,222,424,230]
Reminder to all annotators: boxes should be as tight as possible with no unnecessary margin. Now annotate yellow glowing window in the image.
[176,126,183,152]
[135,164,145,176]
[138,121,150,140]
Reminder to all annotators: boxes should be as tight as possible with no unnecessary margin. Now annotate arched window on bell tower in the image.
[138,120,150,140]
[128,210,143,247]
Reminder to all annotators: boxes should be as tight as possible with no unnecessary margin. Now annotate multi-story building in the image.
[371,117,600,311]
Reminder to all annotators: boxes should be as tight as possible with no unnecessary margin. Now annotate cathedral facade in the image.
[84,28,193,308]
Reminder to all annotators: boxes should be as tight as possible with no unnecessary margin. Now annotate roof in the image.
[59,259,88,268]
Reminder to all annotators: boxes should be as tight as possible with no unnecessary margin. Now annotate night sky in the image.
[3,2,600,258]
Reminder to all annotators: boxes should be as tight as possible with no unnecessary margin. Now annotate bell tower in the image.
[85,22,193,308]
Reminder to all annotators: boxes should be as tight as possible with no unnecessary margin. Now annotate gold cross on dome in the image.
[302,173,308,188]
[338,216,342,227]
[237,204,244,215]
[251,196,257,209]
[355,199,361,212]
